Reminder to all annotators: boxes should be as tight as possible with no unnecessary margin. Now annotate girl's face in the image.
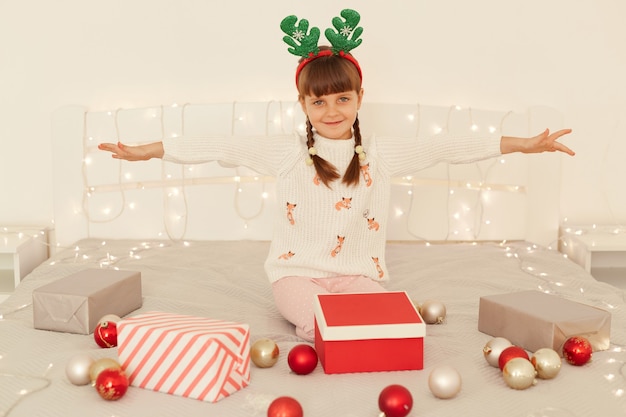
[300,89,363,140]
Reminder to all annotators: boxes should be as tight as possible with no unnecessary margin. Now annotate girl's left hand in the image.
[526,128,575,156]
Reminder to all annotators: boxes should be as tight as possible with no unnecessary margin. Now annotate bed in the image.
[2,102,625,416]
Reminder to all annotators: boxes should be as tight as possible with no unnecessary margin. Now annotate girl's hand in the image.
[97,141,164,161]
[526,128,575,155]
[501,128,575,156]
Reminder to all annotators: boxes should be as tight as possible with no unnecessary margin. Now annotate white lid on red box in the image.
[314,291,425,341]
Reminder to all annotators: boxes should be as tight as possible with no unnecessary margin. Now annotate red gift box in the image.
[314,291,425,374]
[117,312,250,403]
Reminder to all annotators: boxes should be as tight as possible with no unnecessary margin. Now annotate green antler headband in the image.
[280,9,364,87]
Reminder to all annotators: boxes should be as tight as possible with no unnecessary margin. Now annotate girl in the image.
[98,9,574,342]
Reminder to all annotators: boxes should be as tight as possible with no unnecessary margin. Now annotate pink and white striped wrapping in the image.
[117,312,250,403]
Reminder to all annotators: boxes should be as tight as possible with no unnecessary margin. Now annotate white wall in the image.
[1,0,625,228]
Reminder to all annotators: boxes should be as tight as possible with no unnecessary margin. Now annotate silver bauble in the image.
[483,336,513,367]
[65,354,95,385]
[428,365,462,399]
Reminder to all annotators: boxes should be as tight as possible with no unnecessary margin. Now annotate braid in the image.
[342,116,362,187]
[306,119,340,188]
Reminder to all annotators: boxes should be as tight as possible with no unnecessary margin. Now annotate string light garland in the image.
[402,105,518,241]
[0,369,52,417]
[12,101,626,250]
[61,100,626,248]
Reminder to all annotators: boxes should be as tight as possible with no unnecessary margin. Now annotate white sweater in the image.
[162,131,501,283]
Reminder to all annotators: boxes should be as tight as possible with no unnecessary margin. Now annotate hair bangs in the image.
[298,55,361,98]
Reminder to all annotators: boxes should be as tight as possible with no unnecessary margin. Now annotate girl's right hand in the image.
[98,141,164,161]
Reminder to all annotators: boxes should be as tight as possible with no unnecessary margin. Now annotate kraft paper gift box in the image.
[314,291,425,374]
[117,312,250,403]
[478,290,611,353]
[32,268,142,334]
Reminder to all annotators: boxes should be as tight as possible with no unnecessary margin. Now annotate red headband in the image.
[295,49,363,88]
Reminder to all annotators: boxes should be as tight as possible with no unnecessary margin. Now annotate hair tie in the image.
[355,145,366,161]
[306,146,318,165]
[280,9,364,87]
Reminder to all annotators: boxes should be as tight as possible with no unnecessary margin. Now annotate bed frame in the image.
[51,102,565,251]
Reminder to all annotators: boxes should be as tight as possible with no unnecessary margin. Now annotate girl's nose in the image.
[325,102,338,115]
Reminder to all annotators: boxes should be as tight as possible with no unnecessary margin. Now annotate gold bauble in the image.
[250,338,280,368]
[502,357,537,390]
[531,348,562,379]
[419,300,447,324]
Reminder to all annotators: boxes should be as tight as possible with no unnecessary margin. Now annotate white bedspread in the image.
[1,240,625,416]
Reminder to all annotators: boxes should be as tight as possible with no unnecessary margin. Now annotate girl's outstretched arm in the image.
[98,141,165,161]
[500,128,574,156]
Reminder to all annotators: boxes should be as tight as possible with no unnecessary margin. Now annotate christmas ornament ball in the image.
[267,396,303,417]
[95,368,129,401]
[502,357,536,390]
[98,314,122,325]
[498,345,529,371]
[483,337,513,368]
[562,336,593,366]
[287,344,318,375]
[251,338,280,368]
[428,365,462,399]
[65,354,95,385]
[94,321,118,348]
[419,299,447,324]
[378,384,413,417]
[89,357,122,383]
[531,348,562,379]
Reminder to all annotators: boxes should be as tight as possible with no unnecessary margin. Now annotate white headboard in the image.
[51,102,564,252]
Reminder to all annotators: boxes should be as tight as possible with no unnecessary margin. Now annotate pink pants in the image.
[272,275,387,342]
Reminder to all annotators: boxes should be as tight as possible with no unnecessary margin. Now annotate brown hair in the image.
[297,47,364,188]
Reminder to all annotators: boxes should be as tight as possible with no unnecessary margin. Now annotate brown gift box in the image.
[478,290,611,353]
[32,268,142,334]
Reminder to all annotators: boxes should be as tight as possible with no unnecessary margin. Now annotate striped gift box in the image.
[117,312,250,402]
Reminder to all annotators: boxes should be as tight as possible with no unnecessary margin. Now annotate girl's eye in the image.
[313,100,324,106]
[339,97,349,102]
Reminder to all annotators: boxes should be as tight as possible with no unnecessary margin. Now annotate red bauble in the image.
[95,368,129,401]
[378,384,413,417]
[498,345,529,371]
[94,321,118,348]
[267,396,303,417]
[287,344,318,375]
[562,336,593,366]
